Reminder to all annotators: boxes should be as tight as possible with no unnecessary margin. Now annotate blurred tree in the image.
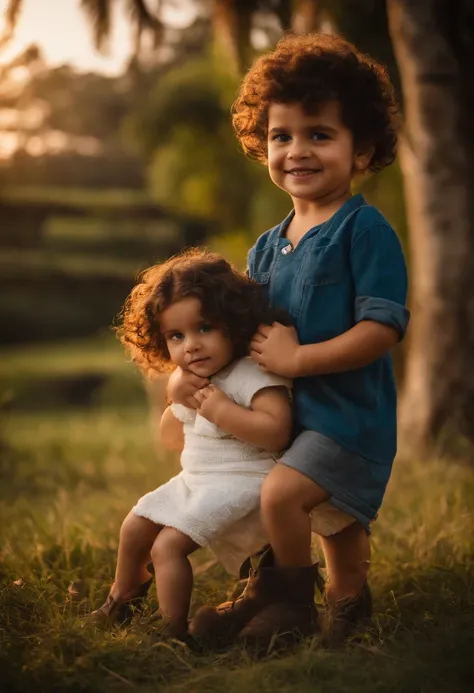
[210,0,322,72]
[126,54,289,241]
[1,0,163,56]
[319,0,400,95]
[387,0,474,456]
[0,59,150,186]
[1,0,321,73]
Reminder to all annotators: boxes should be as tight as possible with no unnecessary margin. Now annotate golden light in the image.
[0,0,133,75]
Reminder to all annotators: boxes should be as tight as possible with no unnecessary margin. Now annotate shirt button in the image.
[281,244,293,255]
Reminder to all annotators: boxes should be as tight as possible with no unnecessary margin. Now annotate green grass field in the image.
[1,339,474,692]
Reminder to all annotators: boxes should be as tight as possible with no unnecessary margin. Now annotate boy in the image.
[180,32,409,647]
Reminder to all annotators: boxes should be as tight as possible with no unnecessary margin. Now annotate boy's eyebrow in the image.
[308,123,338,132]
[268,123,338,133]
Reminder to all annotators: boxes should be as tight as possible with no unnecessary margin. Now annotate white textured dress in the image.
[133,357,290,575]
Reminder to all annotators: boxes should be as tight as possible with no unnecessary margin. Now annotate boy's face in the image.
[160,296,234,378]
[266,101,370,204]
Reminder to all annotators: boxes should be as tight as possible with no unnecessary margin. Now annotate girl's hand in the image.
[193,385,232,424]
[166,367,209,409]
[250,322,302,378]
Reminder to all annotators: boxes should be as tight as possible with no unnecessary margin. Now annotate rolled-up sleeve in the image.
[351,223,410,339]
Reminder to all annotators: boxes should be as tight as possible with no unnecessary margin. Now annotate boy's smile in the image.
[267,101,370,208]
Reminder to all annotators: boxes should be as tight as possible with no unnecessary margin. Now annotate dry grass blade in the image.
[193,558,218,576]
[98,664,136,687]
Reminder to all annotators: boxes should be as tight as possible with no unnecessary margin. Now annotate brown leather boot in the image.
[189,545,325,649]
[237,564,320,647]
[85,578,153,627]
[321,581,372,648]
[188,545,275,646]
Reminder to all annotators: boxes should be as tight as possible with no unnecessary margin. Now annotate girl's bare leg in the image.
[151,527,200,634]
[260,463,329,566]
[319,521,371,603]
[111,510,162,600]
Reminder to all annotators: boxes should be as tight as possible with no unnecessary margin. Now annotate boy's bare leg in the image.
[319,521,371,603]
[151,527,200,633]
[111,511,161,600]
[260,463,329,566]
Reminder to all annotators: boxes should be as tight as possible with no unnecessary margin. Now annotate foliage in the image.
[127,54,292,239]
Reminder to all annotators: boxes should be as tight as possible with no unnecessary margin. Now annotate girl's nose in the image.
[185,336,200,353]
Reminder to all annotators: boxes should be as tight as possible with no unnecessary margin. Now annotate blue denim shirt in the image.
[248,194,410,467]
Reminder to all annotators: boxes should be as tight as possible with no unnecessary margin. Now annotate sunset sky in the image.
[0,0,195,74]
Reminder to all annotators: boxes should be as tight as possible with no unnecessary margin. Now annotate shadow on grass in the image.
[1,558,473,693]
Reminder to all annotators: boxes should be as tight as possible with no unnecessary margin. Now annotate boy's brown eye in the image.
[271,133,290,142]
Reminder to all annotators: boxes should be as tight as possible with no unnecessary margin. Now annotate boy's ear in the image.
[353,146,375,172]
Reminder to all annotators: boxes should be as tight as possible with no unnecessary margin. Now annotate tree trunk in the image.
[387,0,474,456]
[291,0,322,33]
[212,0,254,73]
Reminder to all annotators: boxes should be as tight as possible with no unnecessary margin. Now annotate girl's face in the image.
[160,297,234,377]
[266,100,371,206]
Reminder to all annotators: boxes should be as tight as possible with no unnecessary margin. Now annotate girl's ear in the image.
[353,146,375,172]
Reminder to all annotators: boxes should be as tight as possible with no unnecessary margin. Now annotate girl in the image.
[87,249,293,640]
[183,33,410,647]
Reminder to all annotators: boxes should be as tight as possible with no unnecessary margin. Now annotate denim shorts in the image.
[281,430,393,534]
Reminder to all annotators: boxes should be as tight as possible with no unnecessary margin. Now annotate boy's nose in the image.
[287,139,311,159]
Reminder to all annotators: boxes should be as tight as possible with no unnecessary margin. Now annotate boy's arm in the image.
[159,406,184,452]
[295,320,399,377]
[252,221,410,378]
[194,385,292,452]
[251,320,399,377]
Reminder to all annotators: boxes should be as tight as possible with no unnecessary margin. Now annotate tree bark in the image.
[387,0,474,456]
[211,0,254,73]
[291,0,322,33]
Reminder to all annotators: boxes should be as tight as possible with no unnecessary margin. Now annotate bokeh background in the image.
[1,3,473,692]
[0,0,407,419]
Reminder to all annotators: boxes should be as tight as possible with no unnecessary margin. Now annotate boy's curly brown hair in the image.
[232,32,399,173]
[116,248,288,375]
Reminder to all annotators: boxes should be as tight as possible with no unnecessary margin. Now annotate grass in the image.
[0,334,131,380]
[1,399,474,692]
[0,247,139,279]
[0,185,156,210]
[0,335,149,411]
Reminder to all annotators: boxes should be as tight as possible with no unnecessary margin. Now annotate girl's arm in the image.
[194,385,292,452]
[159,406,184,452]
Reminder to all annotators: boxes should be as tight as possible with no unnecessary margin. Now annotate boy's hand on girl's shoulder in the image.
[250,322,302,379]
[193,385,233,424]
[166,367,209,409]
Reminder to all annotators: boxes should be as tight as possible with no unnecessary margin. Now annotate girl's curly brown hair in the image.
[232,32,399,173]
[116,248,288,375]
